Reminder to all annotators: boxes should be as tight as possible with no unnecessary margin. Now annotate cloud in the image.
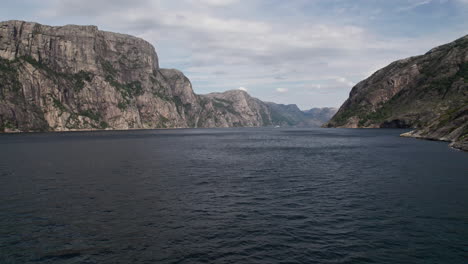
[307,84,323,90]
[398,0,432,11]
[22,0,468,108]
[195,0,239,6]
[276,88,288,93]
[238,87,248,91]
[336,77,355,87]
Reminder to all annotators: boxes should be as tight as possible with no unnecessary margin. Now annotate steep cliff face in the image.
[196,90,337,127]
[0,20,336,132]
[197,90,271,127]
[0,20,192,131]
[325,35,468,150]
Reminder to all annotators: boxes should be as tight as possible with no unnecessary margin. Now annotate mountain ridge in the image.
[0,20,334,132]
[325,35,468,151]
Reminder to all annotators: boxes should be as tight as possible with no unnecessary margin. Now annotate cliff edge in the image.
[0,20,334,132]
[325,35,468,151]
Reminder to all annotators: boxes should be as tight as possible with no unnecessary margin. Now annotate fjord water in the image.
[0,128,467,264]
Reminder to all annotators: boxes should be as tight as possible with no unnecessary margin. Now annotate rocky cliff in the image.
[325,35,468,151]
[0,20,333,132]
[196,91,336,127]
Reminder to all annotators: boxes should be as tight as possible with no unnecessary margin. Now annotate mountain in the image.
[0,20,333,132]
[303,107,338,125]
[265,104,337,127]
[325,35,468,151]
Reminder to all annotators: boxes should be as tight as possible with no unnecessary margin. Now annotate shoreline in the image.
[0,125,277,135]
[400,131,467,152]
[2,127,466,152]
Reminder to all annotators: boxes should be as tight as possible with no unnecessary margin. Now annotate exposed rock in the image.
[325,35,468,151]
[0,20,333,132]
[198,90,271,127]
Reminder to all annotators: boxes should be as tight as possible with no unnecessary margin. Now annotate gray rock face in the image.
[325,35,468,150]
[0,21,336,132]
[199,90,271,127]
[0,20,329,132]
[0,20,182,131]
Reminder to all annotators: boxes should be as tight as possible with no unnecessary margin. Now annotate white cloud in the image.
[398,0,432,11]
[196,0,239,6]
[307,84,323,90]
[276,88,288,93]
[26,0,468,108]
[336,77,355,87]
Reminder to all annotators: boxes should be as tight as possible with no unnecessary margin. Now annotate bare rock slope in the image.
[325,35,468,151]
[0,20,333,132]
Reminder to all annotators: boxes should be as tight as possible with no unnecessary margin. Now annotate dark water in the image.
[0,128,467,264]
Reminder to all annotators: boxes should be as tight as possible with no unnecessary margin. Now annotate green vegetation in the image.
[20,55,45,69]
[101,60,143,103]
[106,77,143,103]
[101,60,117,77]
[435,105,466,129]
[117,101,128,110]
[65,113,80,129]
[337,60,468,127]
[459,126,468,141]
[32,24,41,35]
[331,104,366,126]
[51,96,67,115]
[152,90,172,101]
[99,121,109,129]
[150,76,159,85]
[212,98,231,104]
[270,110,295,126]
[260,109,271,126]
[425,62,465,96]
[0,58,22,95]
[78,109,101,122]
[19,55,93,92]
[358,105,393,127]
[212,98,239,115]
[72,71,94,91]
[422,62,468,97]
[458,62,468,83]
[429,77,456,96]
[0,119,17,131]
[158,115,170,128]
[64,110,108,130]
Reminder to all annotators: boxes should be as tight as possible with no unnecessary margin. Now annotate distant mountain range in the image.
[0,20,335,132]
[325,35,467,151]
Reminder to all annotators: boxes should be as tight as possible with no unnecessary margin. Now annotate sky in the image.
[1,0,467,109]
